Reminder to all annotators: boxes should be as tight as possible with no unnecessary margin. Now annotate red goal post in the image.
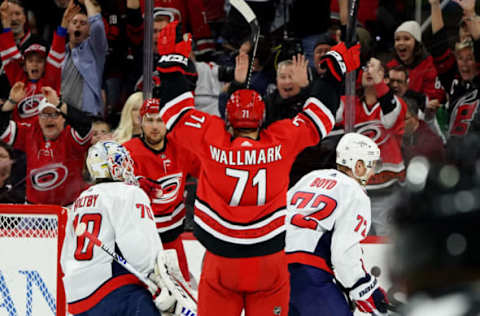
[0,204,67,316]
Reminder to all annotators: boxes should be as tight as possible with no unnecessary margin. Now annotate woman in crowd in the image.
[112,91,142,143]
[387,20,445,104]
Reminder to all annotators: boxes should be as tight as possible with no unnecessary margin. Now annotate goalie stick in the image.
[75,222,197,316]
[229,0,260,88]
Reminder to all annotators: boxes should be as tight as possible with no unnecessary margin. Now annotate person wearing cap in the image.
[127,0,199,96]
[0,83,93,206]
[0,0,79,125]
[61,0,107,117]
[123,98,200,285]
[130,0,215,61]
[387,20,445,104]
[427,0,480,150]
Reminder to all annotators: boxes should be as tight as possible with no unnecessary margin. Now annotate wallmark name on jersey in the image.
[209,145,282,165]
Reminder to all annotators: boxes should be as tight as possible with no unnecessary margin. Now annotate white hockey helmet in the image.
[336,133,381,185]
[86,141,137,185]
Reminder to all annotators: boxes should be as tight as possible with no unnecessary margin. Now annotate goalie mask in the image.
[226,89,265,129]
[86,141,137,185]
[336,133,381,185]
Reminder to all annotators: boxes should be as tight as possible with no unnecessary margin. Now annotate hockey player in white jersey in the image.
[60,141,178,316]
[286,133,389,316]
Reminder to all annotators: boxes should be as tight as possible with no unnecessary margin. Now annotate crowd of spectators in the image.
[0,0,479,236]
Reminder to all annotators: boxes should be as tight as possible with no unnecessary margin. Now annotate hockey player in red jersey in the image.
[0,0,80,124]
[123,97,199,283]
[154,21,360,315]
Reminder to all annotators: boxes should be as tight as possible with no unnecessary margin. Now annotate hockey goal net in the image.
[0,204,67,316]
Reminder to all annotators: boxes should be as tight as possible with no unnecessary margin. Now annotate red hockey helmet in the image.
[226,89,265,129]
[140,98,161,118]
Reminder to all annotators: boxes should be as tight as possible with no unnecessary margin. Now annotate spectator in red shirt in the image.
[0,83,93,206]
[0,0,79,124]
[387,20,445,104]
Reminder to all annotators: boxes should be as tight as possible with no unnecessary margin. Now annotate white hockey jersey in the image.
[60,182,162,314]
[285,169,371,288]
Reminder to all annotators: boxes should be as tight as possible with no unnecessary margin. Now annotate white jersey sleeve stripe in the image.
[160,91,195,130]
[303,97,335,137]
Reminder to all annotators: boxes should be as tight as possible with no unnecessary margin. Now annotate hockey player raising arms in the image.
[60,141,179,316]
[286,133,389,316]
[153,21,360,315]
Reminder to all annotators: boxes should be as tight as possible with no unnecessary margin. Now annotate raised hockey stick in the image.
[75,223,197,316]
[229,0,260,88]
[344,0,359,133]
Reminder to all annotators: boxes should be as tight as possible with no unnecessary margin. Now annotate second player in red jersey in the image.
[123,98,199,283]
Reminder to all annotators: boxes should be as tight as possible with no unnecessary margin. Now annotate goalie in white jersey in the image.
[60,141,180,316]
[285,133,389,316]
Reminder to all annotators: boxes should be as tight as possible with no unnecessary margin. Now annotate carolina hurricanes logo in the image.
[17,94,43,118]
[152,172,182,204]
[355,121,391,146]
[30,163,68,191]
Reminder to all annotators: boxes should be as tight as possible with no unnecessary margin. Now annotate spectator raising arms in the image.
[0,0,78,124]
[387,20,445,105]
[61,0,108,117]
[428,0,480,148]
[0,84,93,206]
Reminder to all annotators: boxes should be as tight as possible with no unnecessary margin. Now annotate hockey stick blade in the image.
[230,0,256,23]
[230,0,260,88]
[75,222,197,315]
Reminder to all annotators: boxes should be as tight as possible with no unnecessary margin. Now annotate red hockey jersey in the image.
[123,136,199,242]
[0,29,65,124]
[1,120,91,205]
[387,55,445,103]
[160,91,335,258]
[336,84,407,190]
